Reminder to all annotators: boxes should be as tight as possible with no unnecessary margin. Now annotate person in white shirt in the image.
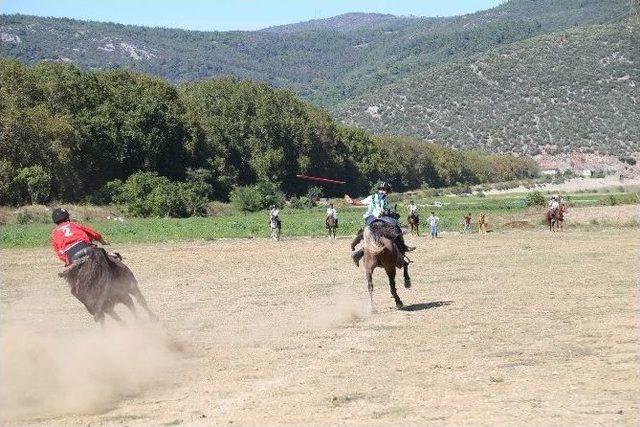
[427,211,439,238]
[408,201,418,217]
[548,196,559,214]
[326,203,338,227]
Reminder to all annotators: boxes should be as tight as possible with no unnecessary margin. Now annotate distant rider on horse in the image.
[269,204,281,228]
[549,195,560,215]
[50,208,109,267]
[408,200,418,219]
[326,203,338,228]
[345,182,415,266]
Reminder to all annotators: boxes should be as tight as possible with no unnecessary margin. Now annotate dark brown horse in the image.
[351,222,411,310]
[60,246,157,325]
[408,213,419,236]
[546,204,567,232]
[326,215,337,239]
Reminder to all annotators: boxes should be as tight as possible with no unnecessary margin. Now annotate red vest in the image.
[51,221,102,264]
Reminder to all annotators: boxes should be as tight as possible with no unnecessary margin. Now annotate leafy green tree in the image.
[15,166,51,204]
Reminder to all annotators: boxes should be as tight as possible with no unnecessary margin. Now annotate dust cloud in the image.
[0,323,178,421]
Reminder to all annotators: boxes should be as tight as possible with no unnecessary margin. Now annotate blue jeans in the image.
[430,225,437,237]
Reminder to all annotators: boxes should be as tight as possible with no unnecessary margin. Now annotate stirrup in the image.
[405,246,416,252]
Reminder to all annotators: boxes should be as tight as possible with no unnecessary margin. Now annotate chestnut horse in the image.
[408,213,419,236]
[60,246,157,325]
[546,204,567,232]
[351,221,411,310]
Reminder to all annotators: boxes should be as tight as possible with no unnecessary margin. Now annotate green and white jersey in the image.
[361,192,388,219]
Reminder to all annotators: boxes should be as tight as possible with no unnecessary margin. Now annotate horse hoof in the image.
[396,302,404,309]
[404,280,411,289]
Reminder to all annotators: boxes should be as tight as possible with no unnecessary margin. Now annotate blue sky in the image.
[2,0,506,31]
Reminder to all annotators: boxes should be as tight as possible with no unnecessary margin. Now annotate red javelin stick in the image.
[295,174,346,185]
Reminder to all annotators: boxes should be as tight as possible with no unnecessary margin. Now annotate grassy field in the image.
[1,191,637,248]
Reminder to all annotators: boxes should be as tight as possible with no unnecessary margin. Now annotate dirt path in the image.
[1,229,639,425]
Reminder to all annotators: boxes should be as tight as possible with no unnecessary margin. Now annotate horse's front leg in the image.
[385,266,403,309]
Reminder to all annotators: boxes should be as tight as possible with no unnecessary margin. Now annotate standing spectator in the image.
[326,203,338,227]
[478,213,487,234]
[463,212,472,234]
[427,211,439,238]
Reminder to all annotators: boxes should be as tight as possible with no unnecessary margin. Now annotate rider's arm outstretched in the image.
[344,195,369,206]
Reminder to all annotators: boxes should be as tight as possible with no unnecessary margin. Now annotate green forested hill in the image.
[337,23,639,156]
[0,59,538,207]
[0,0,636,156]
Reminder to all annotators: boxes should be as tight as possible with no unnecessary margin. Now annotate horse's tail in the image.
[363,226,385,255]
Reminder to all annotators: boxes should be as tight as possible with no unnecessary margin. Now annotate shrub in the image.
[289,196,314,209]
[525,191,546,207]
[230,180,285,212]
[91,179,124,204]
[16,211,34,225]
[14,166,51,204]
[306,186,323,205]
[109,172,208,217]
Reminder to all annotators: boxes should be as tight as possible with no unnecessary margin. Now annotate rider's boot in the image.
[351,249,364,267]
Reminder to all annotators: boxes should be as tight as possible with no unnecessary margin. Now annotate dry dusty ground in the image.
[1,228,639,426]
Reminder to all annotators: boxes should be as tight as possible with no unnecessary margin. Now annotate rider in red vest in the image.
[50,208,108,266]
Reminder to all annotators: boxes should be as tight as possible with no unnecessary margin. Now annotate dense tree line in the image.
[0,59,538,210]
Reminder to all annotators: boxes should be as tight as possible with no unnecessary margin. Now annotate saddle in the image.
[368,220,402,240]
[58,247,122,279]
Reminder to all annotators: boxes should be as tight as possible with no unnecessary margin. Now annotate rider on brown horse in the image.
[345,182,415,266]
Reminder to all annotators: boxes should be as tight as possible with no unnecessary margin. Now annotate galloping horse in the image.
[351,220,412,310]
[270,217,281,241]
[546,203,567,232]
[408,213,419,236]
[60,246,157,325]
[326,215,337,239]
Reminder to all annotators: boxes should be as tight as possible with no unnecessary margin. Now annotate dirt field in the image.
[1,228,639,425]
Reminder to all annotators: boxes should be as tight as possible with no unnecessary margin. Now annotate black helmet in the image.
[378,181,392,191]
[52,208,70,224]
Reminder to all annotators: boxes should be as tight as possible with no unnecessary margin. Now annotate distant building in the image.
[541,169,559,176]
[580,169,592,177]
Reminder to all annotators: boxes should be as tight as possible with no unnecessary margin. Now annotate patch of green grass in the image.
[1,192,636,248]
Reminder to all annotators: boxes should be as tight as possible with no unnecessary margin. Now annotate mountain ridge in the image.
[1,0,636,157]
